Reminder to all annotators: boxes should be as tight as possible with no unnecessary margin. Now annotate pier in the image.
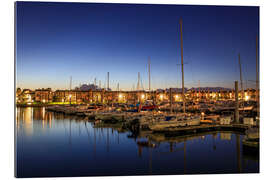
[152,124,250,136]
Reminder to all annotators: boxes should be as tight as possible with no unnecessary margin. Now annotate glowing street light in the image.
[201,112,205,120]
[69,94,72,105]
[175,95,179,101]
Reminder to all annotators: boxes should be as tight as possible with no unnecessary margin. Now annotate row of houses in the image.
[16,87,258,104]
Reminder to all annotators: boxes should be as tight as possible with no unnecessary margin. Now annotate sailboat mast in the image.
[94,77,96,90]
[148,57,151,91]
[70,76,72,91]
[180,19,185,113]
[137,72,140,91]
[238,54,244,106]
[256,36,259,115]
[107,72,110,90]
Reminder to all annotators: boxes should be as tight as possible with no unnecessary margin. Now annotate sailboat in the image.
[147,19,201,131]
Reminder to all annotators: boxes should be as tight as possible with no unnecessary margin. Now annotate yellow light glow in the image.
[141,94,145,99]
[201,112,205,116]
[42,99,45,103]
[245,95,250,101]
[62,99,64,102]
[69,95,72,98]
[27,94,32,102]
[119,94,123,98]
[175,95,179,99]
[160,94,163,100]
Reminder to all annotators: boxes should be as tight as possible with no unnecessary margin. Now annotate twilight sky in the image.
[16,2,259,90]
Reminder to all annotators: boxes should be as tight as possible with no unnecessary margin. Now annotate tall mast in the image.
[107,72,110,90]
[94,77,96,90]
[198,80,200,100]
[238,54,244,107]
[69,76,72,105]
[70,76,72,90]
[180,18,185,113]
[256,36,259,115]
[137,72,140,91]
[148,57,151,91]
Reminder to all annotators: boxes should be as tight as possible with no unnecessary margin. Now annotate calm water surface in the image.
[16,107,259,177]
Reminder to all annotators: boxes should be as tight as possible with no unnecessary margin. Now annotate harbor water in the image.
[16,107,259,177]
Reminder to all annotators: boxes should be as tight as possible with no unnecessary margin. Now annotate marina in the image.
[16,107,259,177]
[15,2,260,177]
[44,103,259,143]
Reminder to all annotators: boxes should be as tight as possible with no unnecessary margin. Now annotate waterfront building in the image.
[35,88,53,103]
[16,88,258,104]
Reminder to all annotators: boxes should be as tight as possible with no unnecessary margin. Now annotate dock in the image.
[152,124,250,137]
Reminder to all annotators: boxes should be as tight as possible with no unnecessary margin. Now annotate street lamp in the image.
[118,94,123,103]
[160,94,164,101]
[69,94,72,105]
[175,95,179,101]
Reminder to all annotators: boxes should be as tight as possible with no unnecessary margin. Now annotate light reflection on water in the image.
[16,107,259,177]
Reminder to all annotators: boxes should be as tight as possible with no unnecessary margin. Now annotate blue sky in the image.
[16,2,259,90]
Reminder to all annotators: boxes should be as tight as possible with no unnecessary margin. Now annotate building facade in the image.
[16,88,258,104]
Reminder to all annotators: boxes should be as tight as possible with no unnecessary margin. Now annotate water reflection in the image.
[16,107,33,135]
[16,107,259,178]
[220,132,231,140]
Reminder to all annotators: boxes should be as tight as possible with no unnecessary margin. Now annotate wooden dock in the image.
[153,124,251,137]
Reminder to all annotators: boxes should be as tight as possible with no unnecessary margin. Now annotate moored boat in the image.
[148,115,200,131]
